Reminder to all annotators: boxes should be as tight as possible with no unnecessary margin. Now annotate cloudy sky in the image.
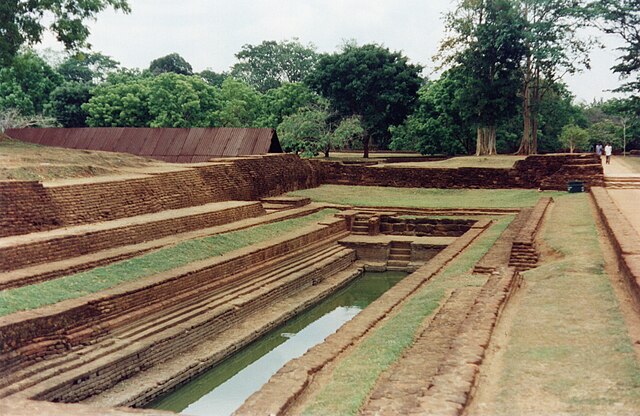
[39,0,628,103]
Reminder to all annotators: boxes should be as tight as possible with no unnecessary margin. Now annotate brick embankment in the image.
[234,219,492,416]
[0,218,348,373]
[473,208,529,274]
[591,187,640,306]
[312,154,603,190]
[0,201,265,272]
[0,220,357,405]
[0,398,174,416]
[508,197,553,271]
[0,154,320,238]
[0,204,325,291]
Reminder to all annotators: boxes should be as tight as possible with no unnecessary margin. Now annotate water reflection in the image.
[148,270,407,415]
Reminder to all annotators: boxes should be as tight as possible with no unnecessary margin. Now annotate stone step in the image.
[387,259,409,267]
[0,245,356,401]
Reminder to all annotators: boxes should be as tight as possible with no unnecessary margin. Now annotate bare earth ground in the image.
[0,136,194,183]
[468,193,640,415]
[604,156,640,236]
[374,155,526,169]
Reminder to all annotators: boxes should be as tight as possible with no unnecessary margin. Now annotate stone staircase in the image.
[604,176,640,189]
[351,213,374,235]
[508,241,539,271]
[0,241,356,404]
[387,241,412,269]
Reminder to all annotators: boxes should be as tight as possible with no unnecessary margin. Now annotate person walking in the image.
[596,143,603,161]
[604,143,612,164]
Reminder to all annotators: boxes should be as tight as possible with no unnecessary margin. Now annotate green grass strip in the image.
[302,216,512,416]
[289,185,564,209]
[0,209,338,317]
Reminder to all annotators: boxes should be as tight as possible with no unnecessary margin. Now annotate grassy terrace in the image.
[302,215,513,415]
[290,185,563,209]
[0,209,338,317]
[472,194,640,414]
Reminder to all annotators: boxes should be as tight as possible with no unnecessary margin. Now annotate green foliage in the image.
[593,0,640,95]
[147,73,216,127]
[0,209,338,316]
[277,103,362,157]
[258,83,321,128]
[0,50,62,115]
[149,52,193,76]
[559,124,589,152]
[212,77,262,127]
[57,52,120,83]
[46,81,91,127]
[0,0,130,66]
[84,77,151,126]
[306,43,423,154]
[199,69,227,88]
[390,76,474,155]
[231,39,319,92]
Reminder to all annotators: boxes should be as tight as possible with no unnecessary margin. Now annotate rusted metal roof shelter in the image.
[5,127,282,163]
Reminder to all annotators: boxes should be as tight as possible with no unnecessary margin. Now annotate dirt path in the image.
[467,194,640,415]
[603,157,640,237]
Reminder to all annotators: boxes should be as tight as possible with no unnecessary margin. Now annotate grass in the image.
[289,185,564,209]
[484,194,640,414]
[0,209,338,316]
[302,216,513,415]
[376,155,526,169]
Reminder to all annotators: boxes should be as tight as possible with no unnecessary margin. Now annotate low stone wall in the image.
[591,188,640,306]
[380,217,475,236]
[312,153,603,190]
[0,218,348,372]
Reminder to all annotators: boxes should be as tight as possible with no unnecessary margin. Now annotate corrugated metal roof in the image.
[5,127,281,162]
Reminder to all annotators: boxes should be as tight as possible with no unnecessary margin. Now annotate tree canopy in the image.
[0,0,130,66]
[231,39,319,93]
[306,43,423,157]
[149,53,194,76]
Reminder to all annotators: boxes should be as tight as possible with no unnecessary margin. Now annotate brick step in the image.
[0,239,348,386]
[473,266,496,274]
[389,247,411,255]
[387,259,409,267]
[0,201,266,272]
[389,254,411,261]
[0,246,356,401]
[0,205,325,291]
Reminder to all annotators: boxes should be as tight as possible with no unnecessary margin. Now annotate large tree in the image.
[592,0,640,109]
[231,39,319,93]
[306,43,422,158]
[441,0,527,155]
[149,53,193,76]
[516,0,594,155]
[0,0,130,65]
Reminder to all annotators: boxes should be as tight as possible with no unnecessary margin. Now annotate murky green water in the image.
[147,270,407,416]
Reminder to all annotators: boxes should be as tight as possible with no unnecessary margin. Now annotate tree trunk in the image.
[476,125,497,156]
[530,66,541,154]
[517,52,533,155]
[362,135,370,158]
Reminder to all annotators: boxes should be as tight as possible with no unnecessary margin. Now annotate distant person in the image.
[605,143,612,164]
[596,143,603,160]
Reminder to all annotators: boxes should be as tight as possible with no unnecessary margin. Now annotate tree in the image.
[83,76,152,126]
[199,69,227,88]
[212,78,262,127]
[277,104,363,157]
[149,53,193,76]
[0,0,130,66]
[147,73,216,127]
[0,50,62,115]
[57,52,120,83]
[306,43,422,158]
[592,0,640,96]
[46,82,91,127]
[516,0,594,155]
[257,82,321,128]
[231,39,320,93]
[559,124,589,152]
[0,108,57,131]
[440,0,527,155]
[390,74,475,155]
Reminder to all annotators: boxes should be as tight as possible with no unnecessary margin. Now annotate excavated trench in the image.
[147,270,408,416]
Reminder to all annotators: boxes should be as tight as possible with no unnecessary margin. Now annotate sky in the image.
[38,0,628,103]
